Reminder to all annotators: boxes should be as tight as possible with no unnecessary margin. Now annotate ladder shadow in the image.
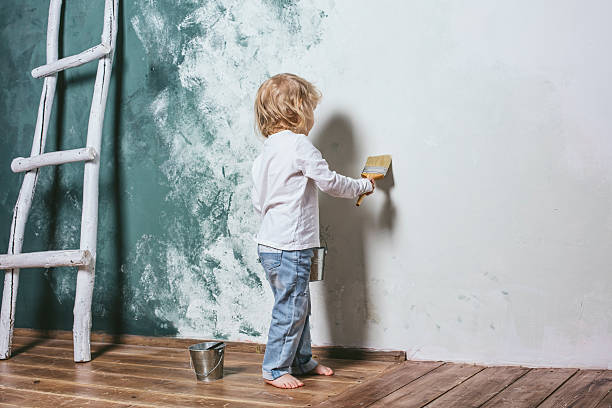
[91,337,121,359]
[36,0,67,333]
[63,71,97,86]
[10,336,48,357]
[37,0,127,349]
[106,0,126,340]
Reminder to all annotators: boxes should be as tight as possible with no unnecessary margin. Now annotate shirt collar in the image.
[265,129,292,144]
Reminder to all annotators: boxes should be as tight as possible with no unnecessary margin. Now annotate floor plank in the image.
[10,340,376,386]
[595,390,612,408]
[0,370,306,407]
[481,367,578,408]
[369,362,485,407]
[6,336,388,406]
[13,329,406,362]
[424,365,531,407]
[0,385,130,407]
[4,333,611,407]
[0,360,338,406]
[11,336,391,373]
[2,353,351,397]
[316,360,444,408]
[8,345,362,385]
[538,370,612,408]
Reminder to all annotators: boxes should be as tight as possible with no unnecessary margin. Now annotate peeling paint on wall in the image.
[124,0,332,339]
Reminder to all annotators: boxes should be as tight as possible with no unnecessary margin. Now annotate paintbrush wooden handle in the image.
[356,194,367,206]
[356,174,381,206]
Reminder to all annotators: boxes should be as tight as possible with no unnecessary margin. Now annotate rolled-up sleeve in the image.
[295,136,372,198]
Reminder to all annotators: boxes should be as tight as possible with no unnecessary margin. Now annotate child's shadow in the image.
[311,113,371,349]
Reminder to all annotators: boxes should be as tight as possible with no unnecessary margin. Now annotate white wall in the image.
[301,0,612,369]
[130,0,612,369]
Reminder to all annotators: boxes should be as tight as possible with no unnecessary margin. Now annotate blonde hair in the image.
[254,73,322,137]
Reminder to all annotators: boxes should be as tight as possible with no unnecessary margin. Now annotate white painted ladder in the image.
[0,0,118,362]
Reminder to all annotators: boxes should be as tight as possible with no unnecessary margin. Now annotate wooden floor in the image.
[0,331,611,407]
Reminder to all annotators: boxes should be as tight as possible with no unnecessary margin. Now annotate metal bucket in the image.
[310,247,327,281]
[188,342,225,381]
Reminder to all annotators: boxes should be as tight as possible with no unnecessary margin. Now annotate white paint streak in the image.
[131,0,332,340]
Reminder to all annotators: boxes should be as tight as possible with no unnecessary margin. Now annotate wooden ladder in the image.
[0,0,118,362]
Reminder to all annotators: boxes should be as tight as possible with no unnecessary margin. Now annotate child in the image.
[252,73,375,389]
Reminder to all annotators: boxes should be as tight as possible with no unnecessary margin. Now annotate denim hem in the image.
[289,358,318,375]
[262,368,291,381]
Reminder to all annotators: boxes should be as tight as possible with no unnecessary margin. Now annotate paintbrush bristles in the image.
[361,154,392,176]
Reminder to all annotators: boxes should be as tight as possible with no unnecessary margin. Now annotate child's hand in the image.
[365,176,375,195]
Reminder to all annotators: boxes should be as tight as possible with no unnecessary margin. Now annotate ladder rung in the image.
[0,250,92,270]
[11,147,96,173]
[31,43,111,78]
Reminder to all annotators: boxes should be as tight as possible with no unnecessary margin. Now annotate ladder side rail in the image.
[0,0,63,360]
[73,0,118,363]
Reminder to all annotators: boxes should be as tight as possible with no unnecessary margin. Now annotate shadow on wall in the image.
[377,162,396,231]
[314,113,396,349]
[38,0,68,334]
[38,0,127,350]
[105,0,126,350]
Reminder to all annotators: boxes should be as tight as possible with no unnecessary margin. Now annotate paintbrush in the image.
[356,154,392,206]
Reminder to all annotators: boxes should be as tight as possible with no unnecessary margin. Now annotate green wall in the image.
[0,0,326,339]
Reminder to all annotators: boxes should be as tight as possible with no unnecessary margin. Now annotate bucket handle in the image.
[190,349,225,378]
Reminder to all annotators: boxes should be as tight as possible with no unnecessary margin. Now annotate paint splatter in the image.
[126,0,332,339]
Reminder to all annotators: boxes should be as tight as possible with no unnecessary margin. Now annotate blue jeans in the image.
[258,245,318,380]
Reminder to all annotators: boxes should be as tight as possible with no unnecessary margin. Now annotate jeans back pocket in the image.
[258,252,281,272]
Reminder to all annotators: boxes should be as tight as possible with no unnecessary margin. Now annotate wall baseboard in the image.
[13,328,406,362]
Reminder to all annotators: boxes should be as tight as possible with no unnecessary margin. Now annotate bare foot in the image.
[264,374,304,389]
[310,364,334,376]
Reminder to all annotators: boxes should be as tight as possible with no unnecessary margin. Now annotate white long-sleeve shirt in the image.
[252,129,372,250]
